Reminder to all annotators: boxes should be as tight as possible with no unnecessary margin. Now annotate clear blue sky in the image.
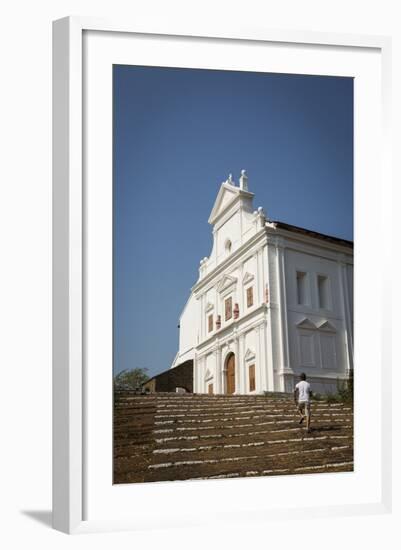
[113,65,353,377]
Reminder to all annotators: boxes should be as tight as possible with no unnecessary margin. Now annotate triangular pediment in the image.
[208,181,254,225]
[217,274,237,293]
[317,320,336,332]
[296,318,316,330]
[242,272,255,285]
[204,368,213,381]
[244,348,256,362]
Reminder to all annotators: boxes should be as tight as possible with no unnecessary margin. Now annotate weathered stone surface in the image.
[113,392,353,484]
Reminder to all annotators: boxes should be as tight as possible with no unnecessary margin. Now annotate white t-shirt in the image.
[296,380,311,402]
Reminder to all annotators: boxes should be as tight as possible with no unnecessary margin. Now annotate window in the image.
[225,296,233,321]
[208,314,213,333]
[246,286,254,308]
[208,383,214,394]
[249,364,256,392]
[317,275,329,309]
[225,239,232,254]
[296,271,307,305]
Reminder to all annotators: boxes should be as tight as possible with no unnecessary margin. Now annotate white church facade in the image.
[171,171,353,395]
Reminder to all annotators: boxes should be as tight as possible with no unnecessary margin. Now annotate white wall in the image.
[174,292,197,364]
[284,246,352,388]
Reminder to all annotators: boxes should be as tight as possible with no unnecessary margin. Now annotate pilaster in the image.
[275,239,290,374]
[234,334,240,394]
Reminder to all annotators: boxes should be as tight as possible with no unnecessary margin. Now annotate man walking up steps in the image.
[294,373,313,433]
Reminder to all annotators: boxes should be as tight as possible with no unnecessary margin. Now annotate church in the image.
[170,171,353,395]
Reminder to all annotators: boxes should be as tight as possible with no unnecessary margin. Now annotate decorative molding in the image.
[244,348,256,362]
[196,303,268,350]
[208,181,254,225]
[242,271,255,285]
[296,317,317,330]
[204,368,213,381]
[317,320,337,332]
[216,274,237,294]
[192,228,268,294]
[266,225,354,260]
[205,302,214,313]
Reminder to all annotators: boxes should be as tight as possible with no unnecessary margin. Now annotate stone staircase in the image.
[113,392,353,484]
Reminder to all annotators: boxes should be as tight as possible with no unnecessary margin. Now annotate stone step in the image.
[152,432,352,451]
[113,391,353,484]
[115,429,352,461]
[149,439,352,465]
[152,410,351,420]
[152,431,352,445]
[117,397,296,405]
[189,460,354,480]
[149,445,352,468]
[144,448,353,483]
[114,438,353,481]
[152,415,352,428]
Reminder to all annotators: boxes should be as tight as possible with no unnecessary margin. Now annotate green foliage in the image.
[310,371,354,403]
[113,368,149,391]
[336,370,354,403]
[321,371,354,403]
[311,392,324,401]
[325,392,340,403]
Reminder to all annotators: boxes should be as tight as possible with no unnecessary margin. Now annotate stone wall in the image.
[143,360,193,393]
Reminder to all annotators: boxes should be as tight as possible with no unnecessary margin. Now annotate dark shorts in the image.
[298,401,311,415]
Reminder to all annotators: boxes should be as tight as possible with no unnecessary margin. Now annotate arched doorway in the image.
[225,353,236,394]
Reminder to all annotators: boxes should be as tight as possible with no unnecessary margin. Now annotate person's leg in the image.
[306,402,311,432]
[298,403,305,424]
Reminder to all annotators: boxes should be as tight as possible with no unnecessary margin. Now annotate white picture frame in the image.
[52,16,392,534]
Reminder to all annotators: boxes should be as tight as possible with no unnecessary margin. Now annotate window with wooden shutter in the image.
[249,364,256,392]
[246,286,254,308]
[208,314,213,332]
[225,296,232,321]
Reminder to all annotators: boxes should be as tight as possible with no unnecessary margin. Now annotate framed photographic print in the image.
[52,17,392,534]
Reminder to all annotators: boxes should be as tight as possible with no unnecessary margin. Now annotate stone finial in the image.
[239,169,248,191]
[227,173,234,185]
[257,206,266,227]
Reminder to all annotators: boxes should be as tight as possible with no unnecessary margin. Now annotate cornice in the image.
[267,225,354,259]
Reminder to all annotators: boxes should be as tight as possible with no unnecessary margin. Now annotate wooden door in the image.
[226,354,235,394]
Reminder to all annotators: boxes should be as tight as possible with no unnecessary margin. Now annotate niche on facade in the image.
[224,238,232,255]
